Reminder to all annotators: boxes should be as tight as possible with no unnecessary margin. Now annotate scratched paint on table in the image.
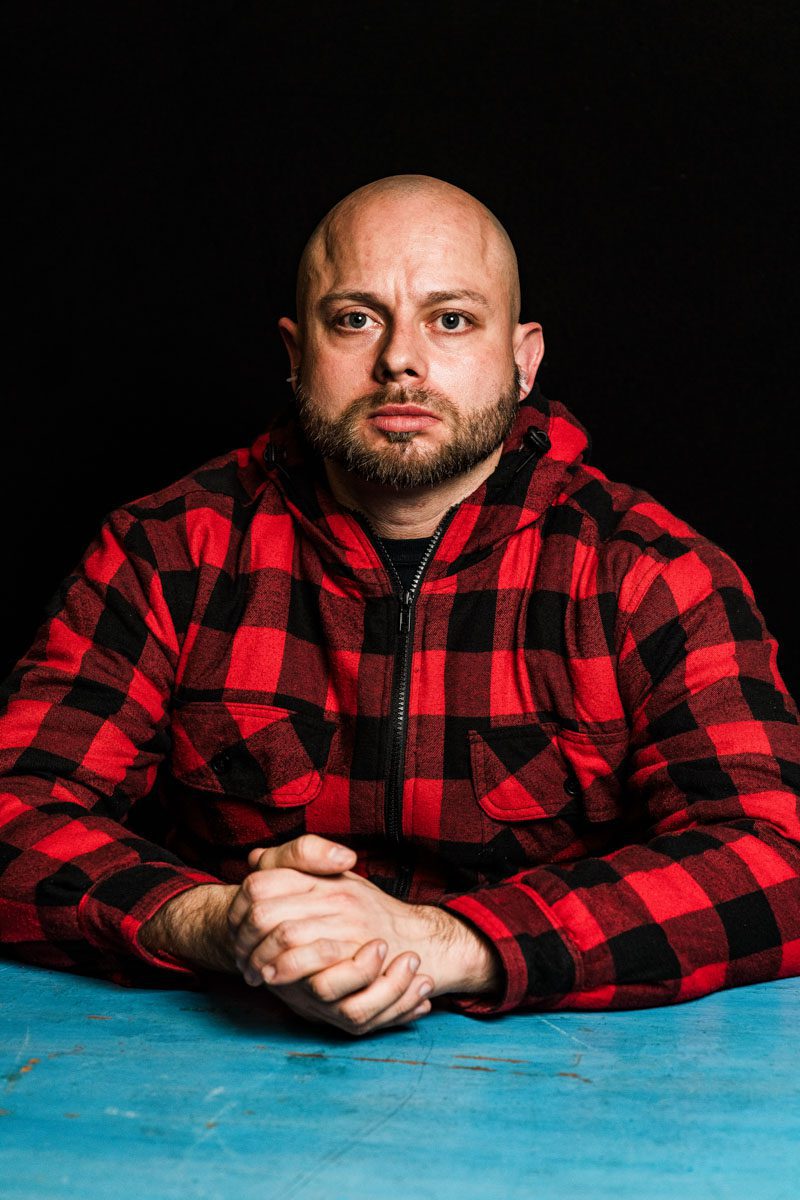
[4,1057,39,1088]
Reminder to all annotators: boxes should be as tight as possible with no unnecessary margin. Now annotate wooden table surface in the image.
[1,958,797,1199]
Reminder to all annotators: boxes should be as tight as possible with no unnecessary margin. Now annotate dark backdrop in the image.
[3,2,798,695]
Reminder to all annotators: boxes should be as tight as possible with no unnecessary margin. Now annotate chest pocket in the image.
[170,702,337,806]
[469,721,630,835]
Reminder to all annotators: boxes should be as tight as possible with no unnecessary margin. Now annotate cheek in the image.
[437,346,514,403]
[304,345,373,400]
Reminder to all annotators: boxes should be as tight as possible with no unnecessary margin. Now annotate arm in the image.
[143,835,449,1035]
[223,546,800,1017]
[0,509,475,1027]
[0,512,220,978]
[439,545,800,1012]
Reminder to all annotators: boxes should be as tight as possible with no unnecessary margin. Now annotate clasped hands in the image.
[226,834,496,1036]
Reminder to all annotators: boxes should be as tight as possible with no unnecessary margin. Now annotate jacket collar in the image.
[241,386,590,588]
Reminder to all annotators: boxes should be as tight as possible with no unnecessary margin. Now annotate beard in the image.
[295,365,521,490]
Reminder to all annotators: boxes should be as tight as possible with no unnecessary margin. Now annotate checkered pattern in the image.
[2,389,800,1010]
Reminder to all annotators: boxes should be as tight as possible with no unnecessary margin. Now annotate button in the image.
[211,751,234,775]
[563,775,579,797]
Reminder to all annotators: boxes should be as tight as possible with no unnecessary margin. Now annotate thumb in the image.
[247,834,356,875]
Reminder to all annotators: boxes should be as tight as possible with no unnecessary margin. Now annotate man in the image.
[2,176,799,1037]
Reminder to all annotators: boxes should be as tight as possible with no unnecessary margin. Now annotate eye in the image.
[436,312,472,332]
[335,311,377,331]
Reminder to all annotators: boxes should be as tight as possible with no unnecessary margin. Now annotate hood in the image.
[242,385,590,583]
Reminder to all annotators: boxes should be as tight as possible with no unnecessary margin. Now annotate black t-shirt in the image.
[378,535,432,593]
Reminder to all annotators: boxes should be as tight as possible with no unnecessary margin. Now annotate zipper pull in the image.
[398,590,412,635]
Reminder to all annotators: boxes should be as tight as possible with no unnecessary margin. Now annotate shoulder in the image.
[100,441,283,570]
[123,442,272,520]
[545,461,754,620]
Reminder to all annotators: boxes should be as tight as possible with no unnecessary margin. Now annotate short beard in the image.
[295,366,521,490]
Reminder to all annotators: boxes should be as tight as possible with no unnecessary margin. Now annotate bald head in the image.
[295,175,521,324]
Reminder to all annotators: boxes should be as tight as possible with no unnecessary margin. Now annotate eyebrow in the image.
[318,288,491,312]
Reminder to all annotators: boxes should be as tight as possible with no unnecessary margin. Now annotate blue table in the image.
[1,958,797,1199]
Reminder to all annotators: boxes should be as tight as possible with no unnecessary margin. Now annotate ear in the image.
[278,317,302,387]
[512,322,545,399]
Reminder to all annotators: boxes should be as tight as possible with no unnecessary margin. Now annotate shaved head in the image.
[278,173,544,512]
[296,175,521,324]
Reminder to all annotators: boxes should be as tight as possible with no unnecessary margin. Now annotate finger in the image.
[312,952,433,1035]
[234,897,343,968]
[247,835,356,876]
[380,997,433,1029]
[227,868,316,933]
[259,936,369,986]
[341,952,434,1033]
[270,939,388,995]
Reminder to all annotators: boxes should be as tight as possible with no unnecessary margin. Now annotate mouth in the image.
[368,404,441,433]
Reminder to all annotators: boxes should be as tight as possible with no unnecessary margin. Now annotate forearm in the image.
[0,780,222,972]
[139,883,239,974]
[442,815,800,1014]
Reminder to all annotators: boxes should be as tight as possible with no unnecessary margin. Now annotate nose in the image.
[374,317,428,385]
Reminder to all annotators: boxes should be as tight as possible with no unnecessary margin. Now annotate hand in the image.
[228,836,501,999]
[140,836,434,1034]
[138,835,358,974]
[263,939,434,1037]
[228,835,435,1035]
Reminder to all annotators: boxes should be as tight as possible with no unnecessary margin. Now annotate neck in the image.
[323,446,503,539]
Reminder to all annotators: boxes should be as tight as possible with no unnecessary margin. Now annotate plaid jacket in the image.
[2,391,800,1013]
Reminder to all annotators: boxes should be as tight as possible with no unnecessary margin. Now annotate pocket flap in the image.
[170,702,336,806]
[469,724,575,821]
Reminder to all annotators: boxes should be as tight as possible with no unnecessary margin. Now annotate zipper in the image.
[354,507,458,899]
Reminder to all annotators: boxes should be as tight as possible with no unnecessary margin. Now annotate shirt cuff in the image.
[78,863,222,975]
[441,881,581,1014]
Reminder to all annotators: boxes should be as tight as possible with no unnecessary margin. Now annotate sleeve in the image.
[0,509,221,981]
[440,543,800,1013]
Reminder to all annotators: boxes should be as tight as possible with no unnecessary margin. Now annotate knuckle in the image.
[241,874,260,901]
[340,997,370,1029]
[244,873,272,902]
[273,948,294,977]
[249,902,271,929]
[275,920,297,949]
[318,938,341,962]
[271,840,295,865]
[308,974,335,1003]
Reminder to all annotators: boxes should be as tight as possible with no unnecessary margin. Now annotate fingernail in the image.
[376,943,388,961]
[418,982,432,998]
[329,847,352,865]
[262,965,276,983]
[411,1002,430,1018]
[408,956,420,973]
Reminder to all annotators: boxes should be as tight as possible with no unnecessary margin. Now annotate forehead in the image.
[309,194,509,303]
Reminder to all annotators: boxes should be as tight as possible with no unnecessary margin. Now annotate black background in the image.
[3,2,798,694]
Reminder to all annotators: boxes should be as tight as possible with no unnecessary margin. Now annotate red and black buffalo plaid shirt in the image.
[2,390,800,1013]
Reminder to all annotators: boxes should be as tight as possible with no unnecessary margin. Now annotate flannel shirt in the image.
[2,390,800,1013]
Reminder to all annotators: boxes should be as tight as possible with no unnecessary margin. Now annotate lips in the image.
[366,402,442,434]
[371,405,439,418]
